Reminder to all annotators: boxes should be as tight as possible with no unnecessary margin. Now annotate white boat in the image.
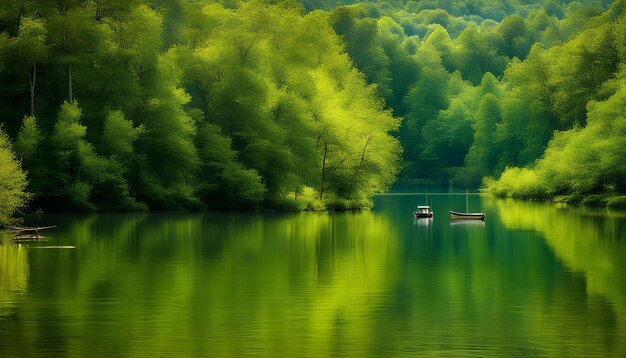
[413,187,433,218]
[414,205,433,218]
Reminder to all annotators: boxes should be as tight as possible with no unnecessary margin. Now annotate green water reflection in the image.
[0,244,28,318]
[0,195,624,357]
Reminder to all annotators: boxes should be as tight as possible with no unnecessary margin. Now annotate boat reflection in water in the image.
[449,218,485,227]
[413,217,433,227]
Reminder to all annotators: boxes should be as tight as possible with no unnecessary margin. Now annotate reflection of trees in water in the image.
[490,197,626,355]
[4,212,400,356]
[7,205,625,356]
[0,244,28,318]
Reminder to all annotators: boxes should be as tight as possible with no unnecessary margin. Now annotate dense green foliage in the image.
[1,0,625,213]
[303,0,625,203]
[312,0,612,189]
[0,0,400,212]
[485,1,626,200]
[0,127,29,226]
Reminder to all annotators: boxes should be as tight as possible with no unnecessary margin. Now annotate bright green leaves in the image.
[31,101,142,211]
[195,122,266,209]
[548,23,619,126]
[317,1,614,190]
[167,1,401,209]
[14,116,41,160]
[13,17,47,62]
[101,110,144,160]
[9,17,47,116]
[46,102,112,210]
[0,0,402,212]
[0,127,29,226]
[459,93,502,187]
[310,65,400,203]
[498,14,529,59]
[51,100,86,147]
[487,6,626,199]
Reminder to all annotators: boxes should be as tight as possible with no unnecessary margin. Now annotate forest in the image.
[0,0,624,221]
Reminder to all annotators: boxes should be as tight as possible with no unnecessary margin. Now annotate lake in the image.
[1,193,625,357]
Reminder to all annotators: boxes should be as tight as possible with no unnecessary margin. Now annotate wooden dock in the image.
[9,225,56,240]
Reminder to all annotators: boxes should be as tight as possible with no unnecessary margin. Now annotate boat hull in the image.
[449,211,485,220]
[413,212,433,218]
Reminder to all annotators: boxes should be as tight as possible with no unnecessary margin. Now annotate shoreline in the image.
[491,193,626,209]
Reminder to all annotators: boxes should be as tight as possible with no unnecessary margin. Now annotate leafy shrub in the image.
[0,128,30,226]
[580,194,613,207]
[607,196,626,209]
[483,167,547,199]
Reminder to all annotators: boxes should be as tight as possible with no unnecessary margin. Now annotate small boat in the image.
[413,187,433,218]
[450,190,485,221]
[414,205,433,218]
[449,210,485,220]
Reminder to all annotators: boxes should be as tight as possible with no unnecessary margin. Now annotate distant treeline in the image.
[303,0,626,204]
[0,0,401,219]
[305,0,613,190]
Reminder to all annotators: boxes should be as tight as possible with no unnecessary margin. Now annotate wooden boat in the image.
[450,190,485,221]
[449,210,485,220]
[414,205,433,218]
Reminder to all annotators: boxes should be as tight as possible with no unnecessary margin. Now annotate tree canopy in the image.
[0,0,401,213]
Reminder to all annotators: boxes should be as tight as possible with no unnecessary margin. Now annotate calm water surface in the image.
[1,194,625,357]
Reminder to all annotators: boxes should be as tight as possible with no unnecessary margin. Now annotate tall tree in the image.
[11,17,47,117]
[0,126,29,226]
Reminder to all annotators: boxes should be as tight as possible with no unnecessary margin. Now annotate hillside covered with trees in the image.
[305,0,626,205]
[307,0,611,187]
[0,0,624,218]
[0,0,402,216]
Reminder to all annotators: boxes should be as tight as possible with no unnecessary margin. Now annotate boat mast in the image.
[466,189,468,213]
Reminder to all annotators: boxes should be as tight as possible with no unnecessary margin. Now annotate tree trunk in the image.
[196,79,209,120]
[68,63,73,101]
[28,63,36,117]
[348,134,372,199]
[319,142,328,200]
